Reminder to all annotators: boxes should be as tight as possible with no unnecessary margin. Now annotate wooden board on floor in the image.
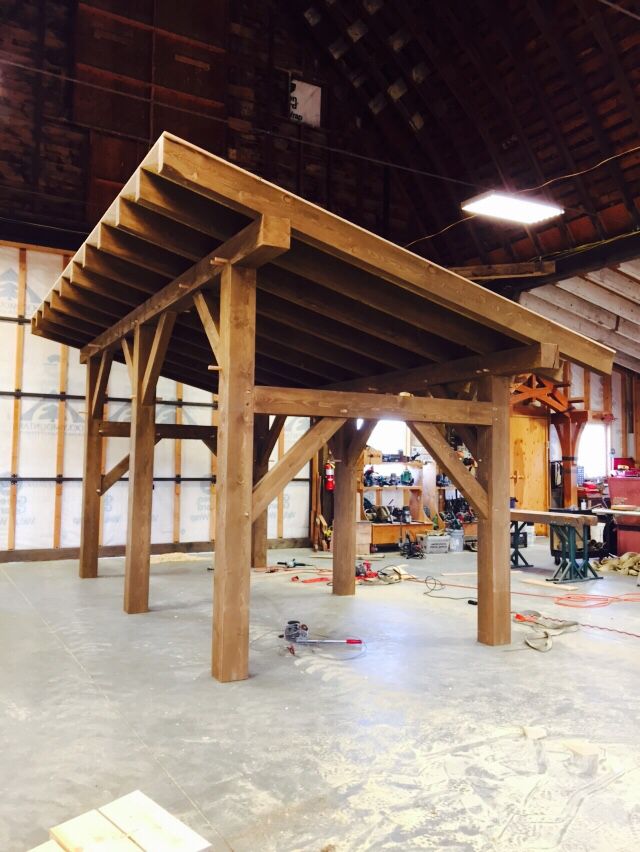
[50,810,139,850]
[99,790,211,851]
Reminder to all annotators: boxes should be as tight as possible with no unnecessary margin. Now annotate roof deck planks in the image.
[33,132,614,385]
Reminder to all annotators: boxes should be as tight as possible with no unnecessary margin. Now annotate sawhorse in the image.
[548,522,602,584]
[510,519,532,568]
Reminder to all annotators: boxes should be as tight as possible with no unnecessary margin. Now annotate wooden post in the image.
[331,421,376,596]
[476,376,511,645]
[212,265,257,682]
[123,323,156,613]
[332,426,358,596]
[562,457,579,507]
[251,414,270,569]
[79,355,102,578]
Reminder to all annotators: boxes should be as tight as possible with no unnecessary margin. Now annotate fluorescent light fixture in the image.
[461,191,563,224]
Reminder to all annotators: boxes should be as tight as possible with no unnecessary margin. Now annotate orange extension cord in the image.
[433,581,640,639]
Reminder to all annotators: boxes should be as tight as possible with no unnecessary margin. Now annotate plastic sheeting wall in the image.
[0,244,310,555]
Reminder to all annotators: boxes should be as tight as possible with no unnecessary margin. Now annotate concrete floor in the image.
[2,542,640,852]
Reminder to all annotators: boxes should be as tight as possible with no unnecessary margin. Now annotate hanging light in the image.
[461,191,563,224]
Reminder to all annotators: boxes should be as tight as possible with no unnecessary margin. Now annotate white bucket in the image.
[449,529,464,553]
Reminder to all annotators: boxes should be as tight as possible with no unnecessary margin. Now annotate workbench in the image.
[509,509,601,583]
[366,521,433,551]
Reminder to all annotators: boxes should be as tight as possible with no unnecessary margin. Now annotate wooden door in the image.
[510,415,550,534]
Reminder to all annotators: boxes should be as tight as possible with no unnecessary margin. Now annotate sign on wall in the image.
[289,78,322,128]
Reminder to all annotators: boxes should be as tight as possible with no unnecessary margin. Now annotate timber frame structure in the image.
[32,132,614,682]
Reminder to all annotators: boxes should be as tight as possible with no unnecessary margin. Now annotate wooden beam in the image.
[79,356,102,578]
[141,311,177,404]
[257,415,286,470]
[330,343,560,393]
[212,264,257,683]
[121,338,134,387]
[450,261,555,280]
[90,351,113,420]
[100,439,161,495]
[476,376,511,646]
[253,387,494,425]
[251,414,271,570]
[407,422,489,519]
[345,419,377,464]
[79,215,290,363]
[97,421,217,439]
[332,421,377,596]
[124,323,156,614]
[193,291,221,366]
[252,418,347,520]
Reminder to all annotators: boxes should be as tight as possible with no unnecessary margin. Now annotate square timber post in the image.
[212,264,257,682]
[251,413,270,570]
[79,355,102,578]
[476,375,511,645]
[331,425,358,596]
[123,323,156,613]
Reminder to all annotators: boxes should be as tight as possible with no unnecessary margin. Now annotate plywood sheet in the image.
[98,789,210,851]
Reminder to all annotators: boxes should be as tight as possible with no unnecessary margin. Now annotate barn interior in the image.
[2,2,640,850]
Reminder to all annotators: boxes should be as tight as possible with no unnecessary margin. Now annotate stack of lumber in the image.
[28,790,210,851]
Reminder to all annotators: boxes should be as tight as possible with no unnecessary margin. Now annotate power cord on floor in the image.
[424,576,477,605]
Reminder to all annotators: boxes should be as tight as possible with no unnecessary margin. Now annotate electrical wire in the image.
[0,57,480,191]
[422,577,640,639]
[423,575,475,601]
[404,142,640,247]
[596,0,640,24]
[4,54,639,256]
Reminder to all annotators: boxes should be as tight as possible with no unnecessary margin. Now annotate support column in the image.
[332,421,376,595]
[332,427,358,596]
[79,356,102,578]
[123,323,156,613]
[562,456,578,507]
[251,414,270,569]
[476,375,511,645]
[212,265,256,682]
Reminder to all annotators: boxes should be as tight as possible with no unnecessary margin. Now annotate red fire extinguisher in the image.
[324,460,335,491]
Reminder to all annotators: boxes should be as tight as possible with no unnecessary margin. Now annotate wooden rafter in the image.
[79,215,291,362]
[527,0,640,228]
[485,0,605,239]
[451,262,556,280]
